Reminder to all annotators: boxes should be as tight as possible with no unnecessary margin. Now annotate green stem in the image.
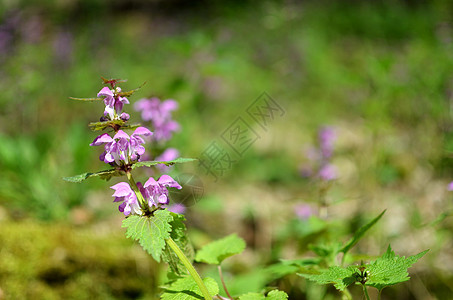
[166,237,212,300]
[126,171,150,214]
[341,288,352,300]
[362,284,370,300]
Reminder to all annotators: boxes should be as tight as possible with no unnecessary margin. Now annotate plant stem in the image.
[341,288,352,300]
[126,171,150,214]
[218,265,234,300]
[362,284,370,300]
[166,237,212,300]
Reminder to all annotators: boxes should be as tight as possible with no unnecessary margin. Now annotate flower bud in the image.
[120,112,130,121]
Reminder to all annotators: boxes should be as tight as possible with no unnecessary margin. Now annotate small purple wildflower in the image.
[140,175,182,207]
[134,97,180,141]
[97,87,130,120]
[155,148,180,173]
[90,127,152,165]
[111,182,141,216]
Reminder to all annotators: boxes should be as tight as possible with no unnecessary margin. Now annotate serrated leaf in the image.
[266,290,289,300]
[365,245,429,290]
[238,290,288,300]
[63,169,121,183]
[161,276,219,300]
[122,210,173,262]
[298,266,358,291]
[69,97,103,101]
[195,233,246,265]
[162,213,194,276]
[265,258,321,281]
[340,210,386,255]
[132,158,197,169]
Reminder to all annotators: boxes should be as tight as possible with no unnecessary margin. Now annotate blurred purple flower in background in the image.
[90,127,152,165]
[294,204,313,220]
[448,181,453,191]
[168,203,186,214]
[300,126,338,181]
[134,97,180,141]
[111,182,141,216]
[319,126,336,159]
[155,148,180,173]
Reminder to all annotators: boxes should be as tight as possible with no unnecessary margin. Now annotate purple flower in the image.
[111,182,141,216]
[155,148,180,173]
[448,182,453,191]
[319,126,336,159]
[318,164,337,181]
[140,175,182,207]
[168,203,186,214]
[134,97,180,141]
[90,127,152,164]
[97,87,130,120]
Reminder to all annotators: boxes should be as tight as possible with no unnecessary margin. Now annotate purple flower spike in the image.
[111,182,141,216]
[90,127,153,165]
[134,97,180,141]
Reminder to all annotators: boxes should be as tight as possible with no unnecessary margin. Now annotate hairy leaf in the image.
[340,210,386,255]
[132,157,197,169]
[195,233,246,265]
[298,266,358,291]
[161,276,219,300]
[365,245,428,290]
[162,213,194,276]
[63,169,122,183]
[122,210,173,262]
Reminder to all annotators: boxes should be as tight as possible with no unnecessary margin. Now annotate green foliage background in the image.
[1,0,453,299]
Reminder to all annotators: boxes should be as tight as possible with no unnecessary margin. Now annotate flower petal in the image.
[144,177,158,188]
[97,87,114,98]
[90,133,113,146]
[133,126,152,137]
[158,175,182,189]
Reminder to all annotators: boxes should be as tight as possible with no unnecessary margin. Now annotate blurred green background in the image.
[1,0,453,299]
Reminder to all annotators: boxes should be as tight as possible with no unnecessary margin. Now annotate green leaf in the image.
[161,276,219,300]
[195,233,246,265]
[87,120,141,131]
[117,81,146,97]
[122,210,173,262]
[238,290,288,300]
[132,157,197,169]
[68,97,103,101]
[298,266,358,291]
[162,213,194,276]
[340,210,386,255]
[365,245,429,290]
[63,169,122,183]
[265,258,321,281]
[239,293,265,300]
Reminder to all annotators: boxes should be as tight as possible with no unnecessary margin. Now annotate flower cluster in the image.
[97,87,130,121]
[111,175,182,216]
[134,97,180,142]
[300,126,337,181]
[90,127,152,165]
